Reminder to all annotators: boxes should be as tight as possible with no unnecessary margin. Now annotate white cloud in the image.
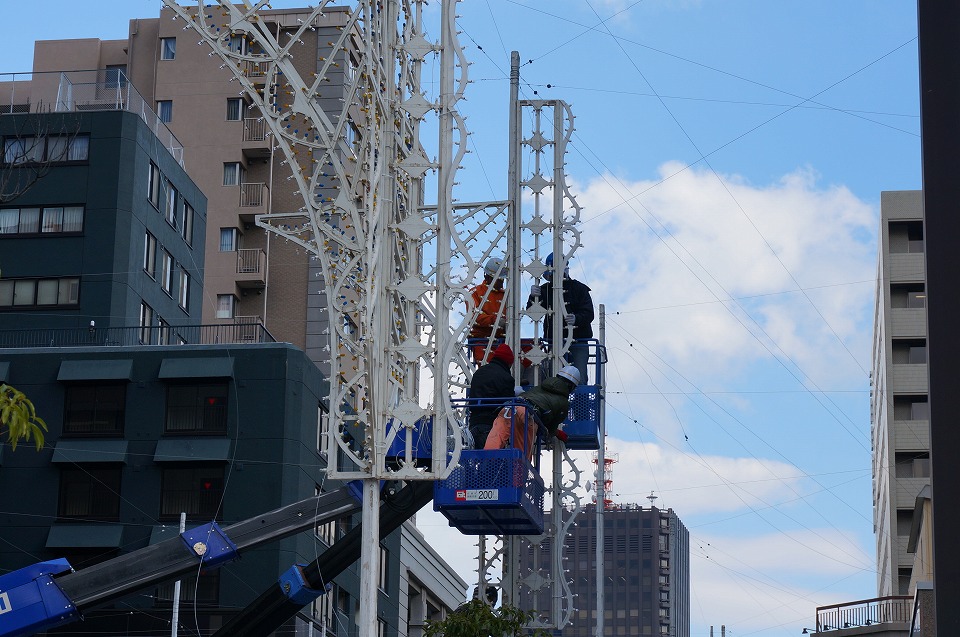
[563,164,875,440]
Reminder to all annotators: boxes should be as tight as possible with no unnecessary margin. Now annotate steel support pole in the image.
[358,479,381,636]
[596,305,606,637]
[508,51,522,363]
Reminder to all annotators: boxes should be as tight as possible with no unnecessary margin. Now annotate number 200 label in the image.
[456,489,499,501]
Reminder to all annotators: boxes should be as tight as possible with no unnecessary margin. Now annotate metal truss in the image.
[163,0,485,482]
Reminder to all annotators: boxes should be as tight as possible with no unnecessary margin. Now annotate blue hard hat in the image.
[544,252,569,278]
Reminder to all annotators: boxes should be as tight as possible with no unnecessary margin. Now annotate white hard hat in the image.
[557,365,581,386]
[484,257,506,279]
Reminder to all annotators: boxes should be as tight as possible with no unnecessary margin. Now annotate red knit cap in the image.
[491,343,514,366]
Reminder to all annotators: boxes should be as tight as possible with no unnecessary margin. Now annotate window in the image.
[160,465,224,520]
[893,396,929,421]
[67,136,89,161]
[158,316,171,345]
[148,162,161,208]
[223,162,243,186]
[160,37,176,60]
[898,568,912,596]
[64,384,126,436]
[890,283,926,309]
[161,249,174,294]
[164,180,178,225]
[892,339,927,364]
[0,277,78,308]
[59,467,121,520]
[2,135,88,164]
[144,232,157,278]
[3,137,42,164]
[179,270,190,311]
[228,34,246,54]
[157,100,173,124]
[105,65,127,89]
[889,220,924,254]
[39,207,80,233]
[181,202,194,245]
[216,294,235,319]
[226,98,242,121]
[378,545,389,592]
[165,383,228,433]
[896,452,931,478]
[140,302,154,344]
[220,227,239,252]
[0,206,81,235]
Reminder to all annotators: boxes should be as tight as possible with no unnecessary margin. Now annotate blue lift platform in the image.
[435,337,604,536]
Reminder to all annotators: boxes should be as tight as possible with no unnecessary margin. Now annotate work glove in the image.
[530,284,541,297]
[555,429,569,443]
[564,313,576,326]
[514,386,525,396]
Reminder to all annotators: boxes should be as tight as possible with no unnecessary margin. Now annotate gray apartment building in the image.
[871,190,930,597]
[520,504,690,637]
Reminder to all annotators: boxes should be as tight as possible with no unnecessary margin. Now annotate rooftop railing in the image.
[815,596,912,632]
[0,323,276,349]
[0,70,184,165]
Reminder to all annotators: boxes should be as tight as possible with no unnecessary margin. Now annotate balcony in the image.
[242,117,271,159]
[0,324,275,348]
[238,182,268,224]
[240,182,267,208]
[232,316,265,342]
[242,60,271,84]
[235,248,266,289]
[814,596,911,633]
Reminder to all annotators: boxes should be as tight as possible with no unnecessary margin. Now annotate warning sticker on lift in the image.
[455,489,499,501]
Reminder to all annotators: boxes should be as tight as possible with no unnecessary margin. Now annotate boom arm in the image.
[0,486,362,637]
[212,481,434,637]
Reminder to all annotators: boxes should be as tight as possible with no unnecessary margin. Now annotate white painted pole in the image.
[358,479,381,636]
[171,511,185,637]
[596,305,606,637]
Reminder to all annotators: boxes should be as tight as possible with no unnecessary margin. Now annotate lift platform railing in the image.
[434,397,547,535]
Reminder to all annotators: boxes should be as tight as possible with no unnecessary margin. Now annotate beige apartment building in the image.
[4,5,358,375]
[871,190,930,597]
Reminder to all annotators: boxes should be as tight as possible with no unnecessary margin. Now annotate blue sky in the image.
[2,2,922,636]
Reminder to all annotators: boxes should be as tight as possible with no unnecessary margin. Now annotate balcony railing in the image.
[240,182,266,207]
[0,323,276,349]
[1,70,184,165]
[237,248,265,274]
[243,117,269,142]
[243,61,270,79]
[816,596,912,631]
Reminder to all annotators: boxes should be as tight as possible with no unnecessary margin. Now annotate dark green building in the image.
[0,109,205,335]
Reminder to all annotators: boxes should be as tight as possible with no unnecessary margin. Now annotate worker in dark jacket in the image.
[529,253,594,383]
[484,365,580,457]
[468,343,516,448]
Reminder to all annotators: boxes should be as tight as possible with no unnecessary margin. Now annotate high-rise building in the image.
[871,190,930,597]
[520,504,690,637]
